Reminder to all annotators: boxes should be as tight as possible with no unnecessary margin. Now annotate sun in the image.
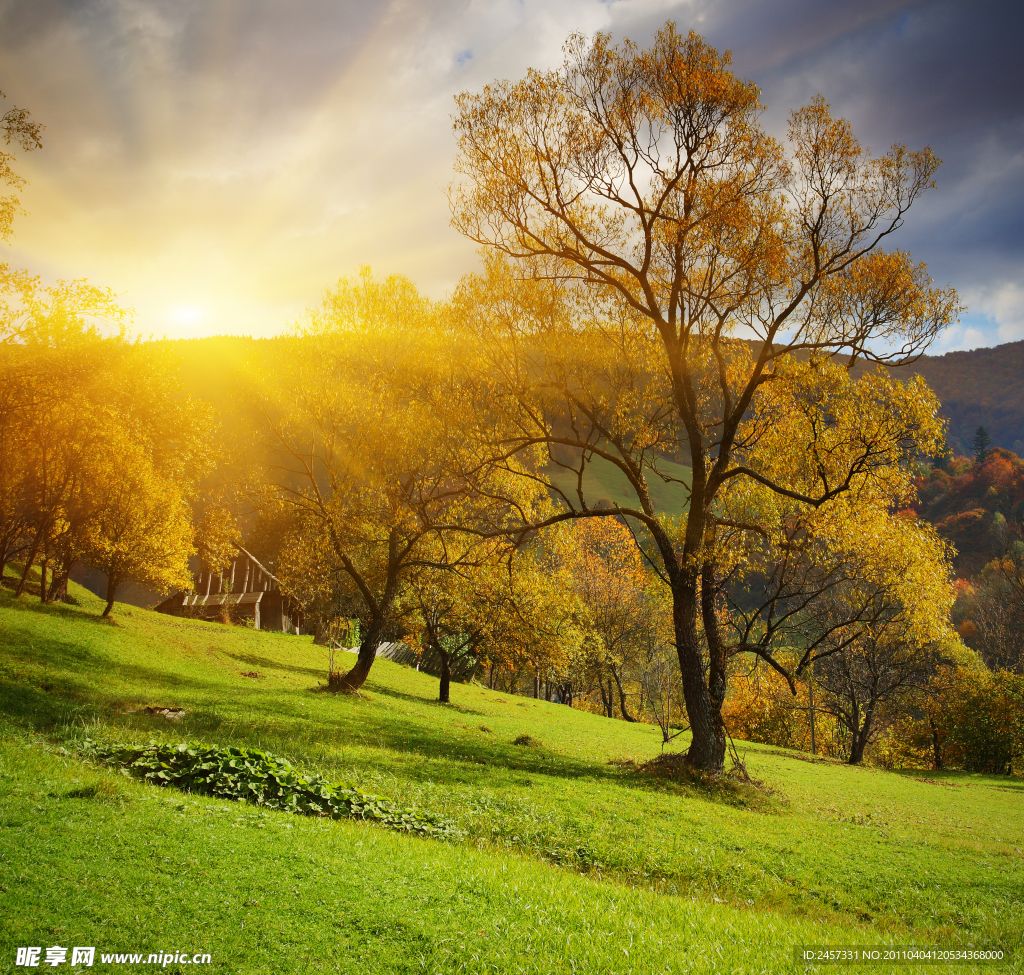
[166,304,210,337]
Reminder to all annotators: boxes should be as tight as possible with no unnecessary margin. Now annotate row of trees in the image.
[0,274,212,614]
[240,257,957,770]
[237,24,966,772]
[726,654,1023,774]
[1,87,219,616]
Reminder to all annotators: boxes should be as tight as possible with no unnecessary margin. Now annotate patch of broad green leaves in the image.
[83,740,460,839]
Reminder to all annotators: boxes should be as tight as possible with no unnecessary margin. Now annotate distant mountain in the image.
[162,334,1024,460]
[858,340,1024,458]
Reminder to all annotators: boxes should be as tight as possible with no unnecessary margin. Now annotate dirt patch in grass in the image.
[121,705,187,721]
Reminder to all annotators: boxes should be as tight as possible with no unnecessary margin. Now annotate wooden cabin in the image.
[155,545,304,634]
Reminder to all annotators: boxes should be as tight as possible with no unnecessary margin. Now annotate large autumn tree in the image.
[450,24,959,771]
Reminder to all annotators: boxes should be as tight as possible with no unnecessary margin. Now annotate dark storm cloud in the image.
[727,0,1024,345]
[611,0,1024,345]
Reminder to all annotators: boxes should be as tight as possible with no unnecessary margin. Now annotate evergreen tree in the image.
[972,426,992,464]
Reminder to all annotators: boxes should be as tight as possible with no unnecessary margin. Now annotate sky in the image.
[1,0,1022,350]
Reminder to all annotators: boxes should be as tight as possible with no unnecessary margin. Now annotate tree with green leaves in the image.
[972,425,992,465]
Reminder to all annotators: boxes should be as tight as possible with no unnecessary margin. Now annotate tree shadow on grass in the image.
[0,675,102,730]
[0,660,754,807]
[0,624,324,735]
[893,769,1024,792]
[297,696,672,791]
[0,600,755,806]
[221,650,324,680]
[365,682,486,717]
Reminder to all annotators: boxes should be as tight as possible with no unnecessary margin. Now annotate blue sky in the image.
[0,0,1020,349]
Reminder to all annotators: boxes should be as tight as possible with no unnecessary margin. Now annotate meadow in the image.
[545,455,691,517]
[1,575,1021,974]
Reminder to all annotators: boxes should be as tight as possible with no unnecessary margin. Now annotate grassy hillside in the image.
[546,454,690,516]
[1,581,1022,973]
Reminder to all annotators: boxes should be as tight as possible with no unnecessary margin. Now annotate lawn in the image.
[545,454,691,516]
[0,577,1021,973]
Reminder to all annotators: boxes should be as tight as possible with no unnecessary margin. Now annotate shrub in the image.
[83,741,460,837]
[938,669,1024,774]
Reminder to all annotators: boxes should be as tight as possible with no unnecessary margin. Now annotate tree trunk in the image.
[102,576,118,618]
[595,678,608,717]
[674,571,726,772]
[439,650,451,704]
[847,704,875,765]
[334,643,375,690]
[930,718,944,770]
[47,568,70,604]
[610,665,636,722]
[14,529,43,598]
[39,551,48,603]
[808,675,817,756]
[848,733,867,765]
[334,615,386,691]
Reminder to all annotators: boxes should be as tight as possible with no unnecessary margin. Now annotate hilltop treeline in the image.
[850,341,1024,458]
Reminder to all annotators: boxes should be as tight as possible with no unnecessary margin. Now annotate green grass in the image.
[1,577,1022,973]
[546,454,690,516]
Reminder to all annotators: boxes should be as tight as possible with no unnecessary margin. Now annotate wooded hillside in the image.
[914,448,1024,577]
[860,340,1024,457]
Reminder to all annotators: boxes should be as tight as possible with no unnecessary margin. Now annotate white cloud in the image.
[972,282,1024,344]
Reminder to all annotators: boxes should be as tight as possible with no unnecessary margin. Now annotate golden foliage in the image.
[0,270,211,611]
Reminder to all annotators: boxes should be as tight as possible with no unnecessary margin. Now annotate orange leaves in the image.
[788,95,861,184]
[557,517,648,599]
[810,249,961,355]
[451,20,793,329]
